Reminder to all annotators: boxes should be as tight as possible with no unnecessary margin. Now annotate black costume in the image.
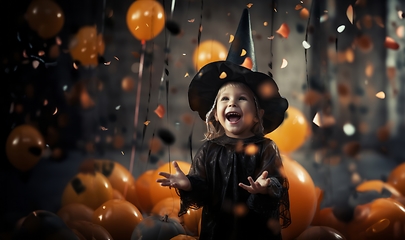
[178,134,291,240]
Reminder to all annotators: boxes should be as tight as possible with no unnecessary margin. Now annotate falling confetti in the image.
[343,123,356,136]
[375,91,385,99]
[347,5,354,24]
[241,57,253,70]
[384,37,400,50]
[229,34,234,43]
[154,104,165,118]
[276,23,290,38]
[144,120,150,126]
[337,25,345,33]
[295,4,303,10]
[245,144,258,155]
[240,49,247,56]
[302,40,311,49]
[280,59,288,68]
[299,8,309,19]
[219,72,227,79]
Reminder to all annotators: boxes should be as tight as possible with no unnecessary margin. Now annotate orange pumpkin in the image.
[296,226,346,240]
[61,171,113,210]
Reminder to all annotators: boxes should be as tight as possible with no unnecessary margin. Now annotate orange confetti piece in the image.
[188,19,195,23]
[375,91,385,99]
[144,120,150,126]
[219,72,227,79]
[229,34,234,43]
[347,5,353,24]
[154,104,165,118]
[245,144,258,155]
[299,8,309,19]
[276,23,290,38]
[295,4,303,10]
[240,49,246,56]
[385,37,400,50]
[246,3,253,8]
[241,57,253,70]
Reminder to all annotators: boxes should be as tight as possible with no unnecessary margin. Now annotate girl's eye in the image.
[239,96,247,100]
[221,97,229,101]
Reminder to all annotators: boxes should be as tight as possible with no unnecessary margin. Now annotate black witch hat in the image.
[188,8,288,134]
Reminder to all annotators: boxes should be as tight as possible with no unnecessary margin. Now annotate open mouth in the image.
[226,112,241,123]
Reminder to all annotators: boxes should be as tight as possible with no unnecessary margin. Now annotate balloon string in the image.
[126,40,146,197]
[269,0,277,71]
[100,0,106,35]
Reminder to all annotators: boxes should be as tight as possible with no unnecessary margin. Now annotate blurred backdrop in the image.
[2,0,405,239]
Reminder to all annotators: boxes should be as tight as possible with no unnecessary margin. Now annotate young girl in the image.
[157,61,291,240]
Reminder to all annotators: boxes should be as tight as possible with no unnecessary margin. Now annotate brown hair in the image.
[203,82,264,140]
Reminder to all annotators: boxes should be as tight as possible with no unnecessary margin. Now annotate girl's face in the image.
[215,83,259,139]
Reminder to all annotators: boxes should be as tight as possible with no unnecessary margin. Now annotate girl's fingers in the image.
[158,172,171,178]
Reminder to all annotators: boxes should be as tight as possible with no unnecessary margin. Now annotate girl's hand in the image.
[238,171,271,194]
[157,161,192,191]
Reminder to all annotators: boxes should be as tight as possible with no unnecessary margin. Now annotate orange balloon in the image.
[69,26,105,66]
[192,40,228,71]
[92,199,143,240]
[6,124,45,172]
[150,161,191,207]
[25,0,64,39]
[311,207,348,237]
[171,234,197,240]
[265,106,309,153]
[93,159,136,198]
[310,187,324,226]
[387,162,405,196]
[57,203,94,223]
[281,155,317,240]
[134,169,155,214]
[126,0,166,41]
[347,198,405,240]
[296,226,346,240]
[67,220,112,240]
[182,206,202,236]
[112,188,125,200]
[61,172,113,210]
[151,197,182,223]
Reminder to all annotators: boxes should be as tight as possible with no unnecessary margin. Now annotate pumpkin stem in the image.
[162,214,169,222]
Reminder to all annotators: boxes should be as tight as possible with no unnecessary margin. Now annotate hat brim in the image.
[188,61,288,134]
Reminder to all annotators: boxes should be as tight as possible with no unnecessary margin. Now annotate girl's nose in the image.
[228,103,236,107]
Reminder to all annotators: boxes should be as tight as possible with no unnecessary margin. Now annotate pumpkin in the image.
[131,215,186,240]
[61,171,113,210]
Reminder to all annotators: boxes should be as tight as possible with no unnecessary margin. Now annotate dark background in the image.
[1,0,405,238]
